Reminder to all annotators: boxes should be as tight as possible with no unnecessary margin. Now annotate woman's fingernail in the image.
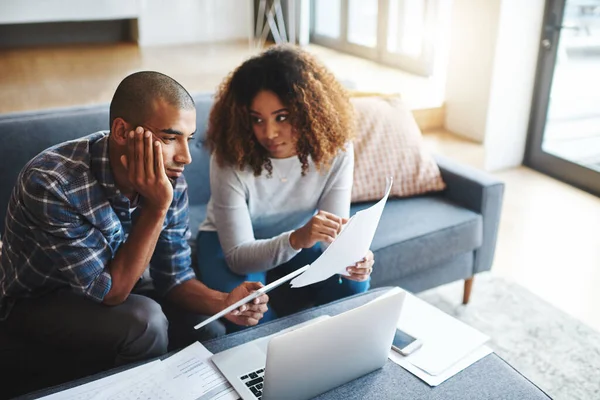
[232,310,239,315]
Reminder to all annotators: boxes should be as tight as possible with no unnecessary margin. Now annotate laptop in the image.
[211,288,406,400]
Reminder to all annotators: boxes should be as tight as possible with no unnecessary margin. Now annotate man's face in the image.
[129,99,196,183]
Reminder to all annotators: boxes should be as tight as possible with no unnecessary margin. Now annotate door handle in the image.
[541,39,552,50]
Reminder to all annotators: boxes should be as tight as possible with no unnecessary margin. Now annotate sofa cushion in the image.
[183,94,213,207]
[351,195,483,285]
[350,96,446,202]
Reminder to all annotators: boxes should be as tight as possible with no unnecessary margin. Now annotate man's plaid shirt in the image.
[0,131,195,320]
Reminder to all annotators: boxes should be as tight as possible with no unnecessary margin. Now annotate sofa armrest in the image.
[435,155,505,274]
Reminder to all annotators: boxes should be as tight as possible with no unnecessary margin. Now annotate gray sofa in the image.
[0,93,504,397]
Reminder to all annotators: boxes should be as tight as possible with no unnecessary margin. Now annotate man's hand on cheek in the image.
[120,126,174,212]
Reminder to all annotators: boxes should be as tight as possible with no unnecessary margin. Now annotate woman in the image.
[196,45,374,326]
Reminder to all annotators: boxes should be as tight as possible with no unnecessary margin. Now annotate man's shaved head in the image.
[109,71,195,129]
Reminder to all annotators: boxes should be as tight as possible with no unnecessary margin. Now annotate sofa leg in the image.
[463,277,474,304]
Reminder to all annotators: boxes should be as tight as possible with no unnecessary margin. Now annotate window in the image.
[311,0,443,76]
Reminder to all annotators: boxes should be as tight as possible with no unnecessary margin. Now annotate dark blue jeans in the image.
[195,231,370,331]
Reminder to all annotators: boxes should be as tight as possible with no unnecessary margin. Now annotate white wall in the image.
[0,0,139,24]
[137,0,252,46]
[0,0,251,47]
[444,0,546,170]
[444,0,502,143]
[484,0,544,171]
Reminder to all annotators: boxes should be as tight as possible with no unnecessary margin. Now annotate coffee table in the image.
[18,288,550,399]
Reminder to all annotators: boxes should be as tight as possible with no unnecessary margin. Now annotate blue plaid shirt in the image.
[0,131,195,320]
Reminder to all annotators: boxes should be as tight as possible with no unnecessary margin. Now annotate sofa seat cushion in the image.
[351,195,483,285]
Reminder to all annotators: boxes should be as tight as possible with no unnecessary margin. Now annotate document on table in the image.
[86,342,238,400]
[394,293,490,376]
[290,177,393,288]
[37,360,162,400]
[389,344,493,386]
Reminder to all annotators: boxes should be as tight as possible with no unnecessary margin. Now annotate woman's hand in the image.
[344,250,374,282]
[289,210,348,250]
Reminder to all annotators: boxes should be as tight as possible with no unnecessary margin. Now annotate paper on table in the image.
[89,342,238,400]
[397,293,490,376]
[389,345,493,386]
[38,360,162,400]
[290,177,393,288]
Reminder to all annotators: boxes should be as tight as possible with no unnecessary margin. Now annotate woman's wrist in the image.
[289,230,302,250]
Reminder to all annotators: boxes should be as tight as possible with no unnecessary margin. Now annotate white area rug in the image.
[418,273,600,400]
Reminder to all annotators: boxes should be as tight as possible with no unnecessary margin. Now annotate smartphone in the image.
[391,328,422,356]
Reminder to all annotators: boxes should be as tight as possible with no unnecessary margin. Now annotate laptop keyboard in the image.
[240,367,265,399]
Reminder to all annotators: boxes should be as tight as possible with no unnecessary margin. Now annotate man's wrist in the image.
[166,280,230,316]
[140,204,169,220]
[215,291,231,313]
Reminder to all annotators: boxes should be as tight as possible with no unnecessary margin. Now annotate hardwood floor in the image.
[1,41,599,333]
[0,42,257,114]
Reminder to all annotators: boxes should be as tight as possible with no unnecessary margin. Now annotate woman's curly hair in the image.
[205,45,355,177]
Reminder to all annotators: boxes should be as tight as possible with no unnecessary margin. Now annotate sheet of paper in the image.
[290,178,393,288]
[389,345,493,386]
[89,342,239,400]
[38,360,162,400]
[397,293,490,376]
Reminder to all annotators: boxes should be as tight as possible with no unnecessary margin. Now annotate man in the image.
[0,71,268,366]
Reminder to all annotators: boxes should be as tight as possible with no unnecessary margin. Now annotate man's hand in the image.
[290,210,348,250]
[223,282,269,327]
[344,250,374,282]
[120,127,173,211]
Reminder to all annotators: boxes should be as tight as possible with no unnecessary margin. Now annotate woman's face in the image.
[249,90,297,159]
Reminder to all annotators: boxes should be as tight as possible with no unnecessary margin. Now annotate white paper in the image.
[89,342,238,400]
[389,345,493,386]
[397,293,490,376]
[38,361,162,400]
[290,178,393,288]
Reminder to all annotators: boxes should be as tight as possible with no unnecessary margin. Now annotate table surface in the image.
[20,288,551,400]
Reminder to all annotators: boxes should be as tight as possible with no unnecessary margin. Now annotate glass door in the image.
[526,0,600,197]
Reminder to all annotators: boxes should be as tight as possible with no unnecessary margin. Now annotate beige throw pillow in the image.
[351,96,446,202]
